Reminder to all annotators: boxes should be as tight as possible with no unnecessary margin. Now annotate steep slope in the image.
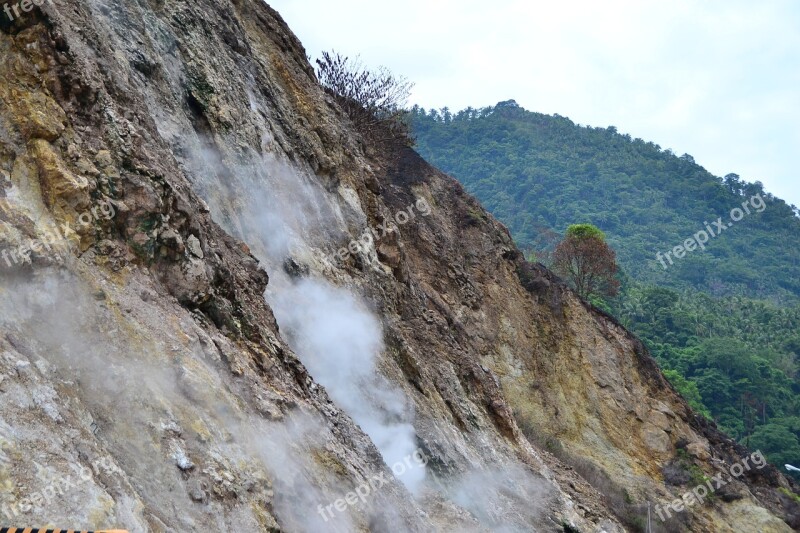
[0,2,797,533]
[409,102,800,474]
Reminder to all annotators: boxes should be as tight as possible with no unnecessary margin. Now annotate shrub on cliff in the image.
[315,51,414,151]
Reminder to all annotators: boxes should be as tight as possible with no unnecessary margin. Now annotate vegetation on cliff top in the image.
[316,51,414,152]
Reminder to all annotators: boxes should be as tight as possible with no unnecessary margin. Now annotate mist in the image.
[0,269,359,531]
[182,142,427,493]
[442,463,557,532]
[270,278,425,493]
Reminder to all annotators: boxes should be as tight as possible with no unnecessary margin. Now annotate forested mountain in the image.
[410,101,800,303]
[410,101,800,475]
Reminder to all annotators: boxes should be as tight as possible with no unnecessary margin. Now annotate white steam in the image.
[0,271,356,531]
[184,144,426,493]
[270,278,425,493]
[443,464,556,532]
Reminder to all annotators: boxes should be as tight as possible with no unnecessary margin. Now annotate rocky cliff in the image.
[0,1,797,532]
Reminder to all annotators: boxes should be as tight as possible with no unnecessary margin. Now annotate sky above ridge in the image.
[269,0,800,207]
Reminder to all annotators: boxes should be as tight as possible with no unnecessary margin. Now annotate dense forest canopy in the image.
[410,102,800,474]
[410,101,800,303]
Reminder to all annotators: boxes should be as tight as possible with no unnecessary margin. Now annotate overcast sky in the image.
[269,0,800,207]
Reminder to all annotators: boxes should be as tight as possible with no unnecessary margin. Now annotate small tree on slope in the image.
[553,224,620,301]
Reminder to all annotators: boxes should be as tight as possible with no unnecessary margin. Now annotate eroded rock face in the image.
[0,1,797,532]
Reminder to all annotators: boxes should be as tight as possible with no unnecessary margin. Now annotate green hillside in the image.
[410,101,800,473]
[410,101,800,303]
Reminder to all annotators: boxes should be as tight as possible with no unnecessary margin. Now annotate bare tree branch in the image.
[316,51,415,154]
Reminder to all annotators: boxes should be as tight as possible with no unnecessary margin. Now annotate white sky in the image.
[269,0,800,207]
